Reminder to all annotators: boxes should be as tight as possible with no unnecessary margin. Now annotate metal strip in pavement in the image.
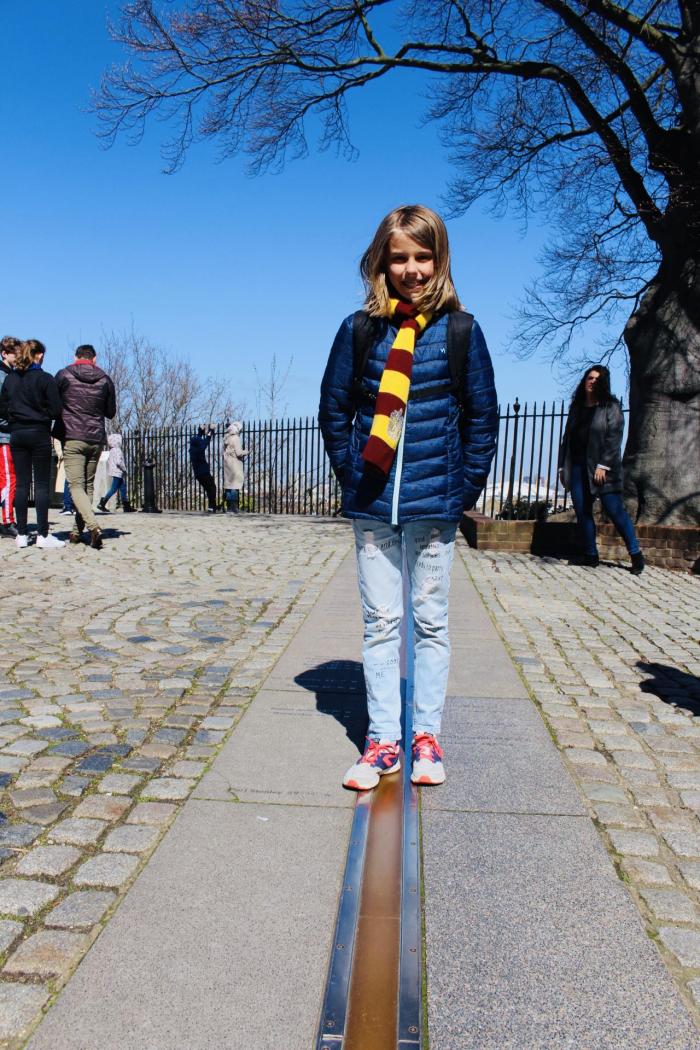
[398,619,421,1048]
[316,788,372,1048]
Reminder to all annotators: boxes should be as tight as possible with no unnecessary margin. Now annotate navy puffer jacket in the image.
[319,311,498,524]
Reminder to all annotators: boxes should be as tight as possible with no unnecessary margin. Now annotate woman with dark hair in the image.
[559,365,644,573]
[0,340,64,549]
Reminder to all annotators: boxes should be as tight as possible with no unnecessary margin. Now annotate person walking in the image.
[189,424,218,512]
[223,421,248,513]
[319,204,498,790]
[98,433,135,513]
[0,339,64,549]
[55,344,116,550]
[558,364,644,574]
[0,336,20,538]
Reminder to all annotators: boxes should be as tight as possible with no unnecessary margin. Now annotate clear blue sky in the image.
[2,1,629,419]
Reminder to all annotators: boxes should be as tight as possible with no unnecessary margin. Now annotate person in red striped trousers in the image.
[0,336,20,538]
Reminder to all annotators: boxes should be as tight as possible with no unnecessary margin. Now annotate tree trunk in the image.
[623,256,700,526]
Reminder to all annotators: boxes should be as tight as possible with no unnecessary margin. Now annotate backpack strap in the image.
[351,310,383,407]
[447,310,474,413]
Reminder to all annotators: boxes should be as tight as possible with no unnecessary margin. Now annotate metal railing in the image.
[122,420,341,516]
[121,401,627,518]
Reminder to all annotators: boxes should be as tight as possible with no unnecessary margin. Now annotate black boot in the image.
[122,499,136,513]
[97,497,109,513]
[631,551,645,575]
[582,553,599,567]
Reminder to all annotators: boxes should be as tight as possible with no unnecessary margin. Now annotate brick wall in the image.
[461,513,700,574]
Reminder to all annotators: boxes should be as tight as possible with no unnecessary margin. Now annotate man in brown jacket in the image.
[55,345,116,549]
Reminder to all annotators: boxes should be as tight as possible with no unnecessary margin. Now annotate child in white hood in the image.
[98,433,135,512]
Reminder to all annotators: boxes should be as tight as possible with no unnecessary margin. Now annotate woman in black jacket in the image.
[559,365,644,574]
[0,340,64,549]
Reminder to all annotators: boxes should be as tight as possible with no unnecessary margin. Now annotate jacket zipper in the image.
[391,405,408,526]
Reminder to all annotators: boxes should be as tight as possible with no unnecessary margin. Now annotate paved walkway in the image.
[0,513,698,1047]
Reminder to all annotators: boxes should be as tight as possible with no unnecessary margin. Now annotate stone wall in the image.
[461,513,700,574]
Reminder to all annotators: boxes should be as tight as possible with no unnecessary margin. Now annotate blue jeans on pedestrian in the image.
[353,519,457,743]
[63,479,74,513]
[569,462,640,557]
[104,475,127,505]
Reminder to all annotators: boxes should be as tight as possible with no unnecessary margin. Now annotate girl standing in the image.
[0,340,64,549]
[319,205,498,789]
[559,365,644,573]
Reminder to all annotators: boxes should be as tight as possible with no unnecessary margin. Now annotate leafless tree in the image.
[253,353,294,421]
[99,327,243,432]
[97,326,246,509]
[96,1,699,525]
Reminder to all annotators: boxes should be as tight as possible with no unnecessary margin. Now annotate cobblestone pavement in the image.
[0,512,351,1047]
[463,548,700,1025]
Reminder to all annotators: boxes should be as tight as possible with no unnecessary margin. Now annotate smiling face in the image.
[385,230,435,304]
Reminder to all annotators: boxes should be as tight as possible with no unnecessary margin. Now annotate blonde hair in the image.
[360,205,461,318]
[14,339,46,372]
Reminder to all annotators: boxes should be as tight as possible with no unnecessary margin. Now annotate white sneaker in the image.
[343,739,401,790]
[59,509,73,515]
[15,534,28,549]
[410,733,446,785]
[36,534,65,550]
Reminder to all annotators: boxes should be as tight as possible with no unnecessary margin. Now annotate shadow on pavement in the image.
[638,660,700,716]
[295,660,367,753]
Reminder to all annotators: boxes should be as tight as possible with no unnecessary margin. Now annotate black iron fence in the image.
[122,419,341,516]
[122,400,628,518]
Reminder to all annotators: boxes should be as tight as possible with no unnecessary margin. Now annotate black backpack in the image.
[351,310,474,426]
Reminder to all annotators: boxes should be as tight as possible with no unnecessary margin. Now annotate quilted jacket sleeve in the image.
[461,320,498,511]
[318,316,355,485]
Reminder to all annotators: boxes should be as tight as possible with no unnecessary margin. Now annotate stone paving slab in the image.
[26,801,350,1050]
[447,560,527,699]
[422,696,586,815]
[193,704,363,805]
[424,810,700,1049]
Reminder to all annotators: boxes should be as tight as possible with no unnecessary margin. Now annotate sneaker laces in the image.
[412,733,443,762]
[360,739,398,767]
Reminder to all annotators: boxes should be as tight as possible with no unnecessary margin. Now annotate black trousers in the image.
[196,472,217,510]
[10,427,52,536]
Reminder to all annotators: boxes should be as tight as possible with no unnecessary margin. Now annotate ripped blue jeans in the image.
[353,519,457,743]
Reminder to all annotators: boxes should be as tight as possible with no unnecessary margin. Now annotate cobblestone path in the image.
[463,548,700,1024]
[0,514,351,1047]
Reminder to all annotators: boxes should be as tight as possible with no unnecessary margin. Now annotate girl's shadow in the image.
[295,661,368,753]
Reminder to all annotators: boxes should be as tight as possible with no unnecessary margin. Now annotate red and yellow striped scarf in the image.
[361,299,432,477]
